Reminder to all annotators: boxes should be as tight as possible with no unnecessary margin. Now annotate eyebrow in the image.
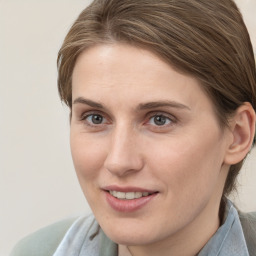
[73,97,191,111]
[137,101,191,111]
[73,97,104,109]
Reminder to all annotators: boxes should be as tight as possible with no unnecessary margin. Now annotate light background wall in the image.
[0,1,255,255]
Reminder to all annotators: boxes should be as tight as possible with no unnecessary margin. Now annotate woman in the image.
[11,0,256,255]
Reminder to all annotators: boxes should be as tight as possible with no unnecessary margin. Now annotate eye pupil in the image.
[154,115,166,126]
[92,114,103,124]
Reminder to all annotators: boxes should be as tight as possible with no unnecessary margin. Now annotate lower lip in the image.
[104,191,157,212]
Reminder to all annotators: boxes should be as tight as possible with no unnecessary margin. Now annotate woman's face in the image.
[70,44,232,247]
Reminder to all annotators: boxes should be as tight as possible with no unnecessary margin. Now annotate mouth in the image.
[103,187,159,212]
[108,190,156,200]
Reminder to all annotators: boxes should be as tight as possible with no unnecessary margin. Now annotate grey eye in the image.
[152,115,170,126]
[88,114,104,124]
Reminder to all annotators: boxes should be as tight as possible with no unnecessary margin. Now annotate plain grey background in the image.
[0,1,255,255]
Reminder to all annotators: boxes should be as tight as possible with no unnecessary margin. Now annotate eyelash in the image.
[79,111,176,130]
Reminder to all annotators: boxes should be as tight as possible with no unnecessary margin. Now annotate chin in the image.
[99,217,166,246]
[106,230,153,246]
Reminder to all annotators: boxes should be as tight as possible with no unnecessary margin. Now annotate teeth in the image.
[109,191,152,200]
[135,192,142,198]
[117,191,126,199]
[125,192,135,199]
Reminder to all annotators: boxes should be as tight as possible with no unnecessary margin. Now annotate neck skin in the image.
[118,166,229,256]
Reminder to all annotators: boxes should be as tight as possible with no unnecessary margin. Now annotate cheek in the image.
[147,134,225,196]
[70,132,107,181]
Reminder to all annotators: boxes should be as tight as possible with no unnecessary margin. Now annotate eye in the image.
[152,115,170,126]
[147,114,173,127]
[82,113,107,126]
[87,114,104,124]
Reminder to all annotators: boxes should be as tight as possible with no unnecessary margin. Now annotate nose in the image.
[104,125,144,177]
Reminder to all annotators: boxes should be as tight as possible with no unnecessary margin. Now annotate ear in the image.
[224,102,256,165]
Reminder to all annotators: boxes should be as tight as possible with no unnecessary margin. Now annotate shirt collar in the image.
[198,199,249,256]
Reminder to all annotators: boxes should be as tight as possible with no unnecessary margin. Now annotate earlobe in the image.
[224,102,256,165]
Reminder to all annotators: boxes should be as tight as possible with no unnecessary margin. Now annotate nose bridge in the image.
[104,122,143,176]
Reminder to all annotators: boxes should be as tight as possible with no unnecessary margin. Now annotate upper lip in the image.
[102,185,158,193]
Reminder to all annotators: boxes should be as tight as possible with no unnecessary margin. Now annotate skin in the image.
[70,44,235,256]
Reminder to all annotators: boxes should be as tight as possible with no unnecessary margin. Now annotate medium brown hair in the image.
[57,0,256,196]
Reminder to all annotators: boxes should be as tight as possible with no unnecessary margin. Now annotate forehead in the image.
[72,43,213,112]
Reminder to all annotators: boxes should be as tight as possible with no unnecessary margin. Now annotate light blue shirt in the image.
[198,200,249,255]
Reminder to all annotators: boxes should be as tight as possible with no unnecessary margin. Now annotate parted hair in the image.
[57,0,256,196]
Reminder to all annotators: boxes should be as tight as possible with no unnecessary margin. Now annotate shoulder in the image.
[10,216,84,256]
[239,210,256,231]
[239,211,256,256]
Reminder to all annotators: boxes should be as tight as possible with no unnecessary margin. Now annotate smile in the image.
[109,191,153,200]
[105,190,158,212]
